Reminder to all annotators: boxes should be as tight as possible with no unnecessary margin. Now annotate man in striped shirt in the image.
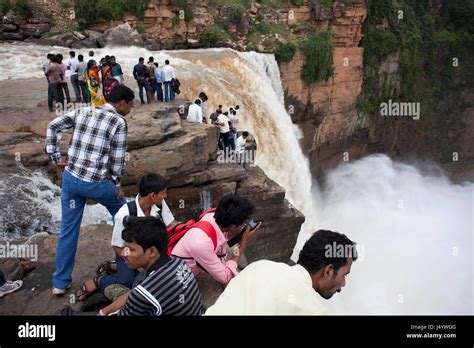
[111,216,204,316]
[45,85,135,295]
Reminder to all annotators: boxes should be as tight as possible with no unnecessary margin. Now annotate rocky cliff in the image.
[278,0,367,180]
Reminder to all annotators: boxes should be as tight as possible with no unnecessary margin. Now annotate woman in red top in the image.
[102,58,119,101]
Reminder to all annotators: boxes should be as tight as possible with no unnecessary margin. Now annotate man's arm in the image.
[109,119,128,188]
[187,231,239,285]
[132,66,137,80]
[45,110,77,164]
[100,290,130,315]
[115,286,159,316]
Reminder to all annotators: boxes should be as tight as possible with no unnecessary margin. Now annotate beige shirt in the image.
[205,260,327,315]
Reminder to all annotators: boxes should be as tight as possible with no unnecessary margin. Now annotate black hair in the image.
[122,216,168,253]
[165,59,170,65]
[139,57,144,62]
[139,172,168,197]
[108,85,135,104]
[86,60,96,70]
[78,54,84,61]
[223,111,229,116]
[89,51,94,57]
[47,53,53,59]
[69,51,75,57]
[297,230,358,275]
[194,99,201,105]
[235,105,240,110]
[214,194,255,228]
[50,55,58,63]
[105,55,110,60]
[111,56,116,60]
[199,92,208,101]
[56,54,63,64]
[216,109,222,114]
[242,131,249,137]
[153,62,158,67]
[149,57,154,62]
[218,104,222,108]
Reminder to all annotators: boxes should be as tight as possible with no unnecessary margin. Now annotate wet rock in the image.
[97,23,143,47]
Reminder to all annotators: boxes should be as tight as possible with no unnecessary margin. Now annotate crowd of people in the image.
[187,97,251,170]
[42,51,180,111]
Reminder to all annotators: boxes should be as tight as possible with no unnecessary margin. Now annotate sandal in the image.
[96,260,117,276]
[76,275,101,302]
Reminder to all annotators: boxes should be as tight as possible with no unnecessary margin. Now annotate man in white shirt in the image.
[162,59,175,102]
[205,229,358,315]
[68,51,81,102]
[217,111,231,152]
[236,131,249,171]
[75,173,175,301]
[187,99,203,123]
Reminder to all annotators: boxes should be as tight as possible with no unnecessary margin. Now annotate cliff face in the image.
[279,0,367,179]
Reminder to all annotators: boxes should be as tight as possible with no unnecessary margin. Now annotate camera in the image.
[248,218,261,231]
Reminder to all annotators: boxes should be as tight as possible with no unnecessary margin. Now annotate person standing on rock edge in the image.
[162,59,175,102]
[133,57,151,105]
[42,53,54,112]
[45,85,135,295]
[75,55,88,103]
[44,54,65,112]
[147,57,157,103]
[110,56,124,85]
[68,51,81,103]
[154,62,164,102]
[56,54,72,108]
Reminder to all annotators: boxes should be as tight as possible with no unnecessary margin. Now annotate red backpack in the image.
[167,208,217,256]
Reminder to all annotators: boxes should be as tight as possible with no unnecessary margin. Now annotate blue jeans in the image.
[164,81,174,102]
[52,170,126,289]
[98,255,137,292]
[0,271,5,286]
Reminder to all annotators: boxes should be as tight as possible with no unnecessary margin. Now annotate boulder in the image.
[49,31,76,47]
[71,38,98,49]
[83,30,102,40]
[2,32,25,40]
[1,23,18,31]
[97,23,144,47]
[20,24,50,38]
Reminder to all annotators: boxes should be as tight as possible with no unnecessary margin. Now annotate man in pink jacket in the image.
[171,195,261,285]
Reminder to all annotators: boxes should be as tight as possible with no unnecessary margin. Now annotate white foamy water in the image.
[0,43,472,314]
[318,155,473,314]
[0,167,112,240]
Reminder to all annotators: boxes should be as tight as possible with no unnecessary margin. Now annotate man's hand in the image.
[241,222,262,245]
[116,187,125,201]
[56,162,67,172]
[55,162,67,187]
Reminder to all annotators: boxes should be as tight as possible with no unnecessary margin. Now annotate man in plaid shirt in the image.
[45,85,135,294]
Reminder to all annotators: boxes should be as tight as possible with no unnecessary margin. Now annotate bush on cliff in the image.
[202,24,230,46]
[275,42,296,63]
[75,0,147,22]
[300,31,334,84]
[13,0,34,19]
